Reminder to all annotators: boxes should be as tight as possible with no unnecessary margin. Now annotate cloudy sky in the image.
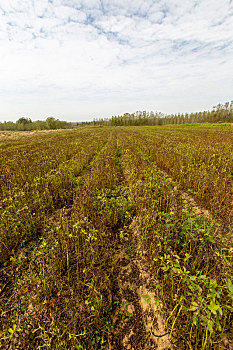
[0,0,233,122]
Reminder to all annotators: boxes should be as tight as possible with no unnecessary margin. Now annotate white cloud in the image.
[0,0,232,121]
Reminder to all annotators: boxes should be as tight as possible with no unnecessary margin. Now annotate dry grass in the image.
[0,126,232,349]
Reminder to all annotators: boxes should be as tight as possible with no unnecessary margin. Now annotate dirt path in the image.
[106,141,173,349]
[107,223,173,350]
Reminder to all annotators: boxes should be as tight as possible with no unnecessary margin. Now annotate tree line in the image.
[90,101,233,126]
[1,101,233,130]
[0,117,72,131]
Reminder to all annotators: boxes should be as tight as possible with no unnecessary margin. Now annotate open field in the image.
[0,129,70,140]
[0,126,232,349]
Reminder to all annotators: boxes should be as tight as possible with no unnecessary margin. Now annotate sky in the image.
[0,0,233,122]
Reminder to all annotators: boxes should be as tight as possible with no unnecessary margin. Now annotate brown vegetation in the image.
[0,126,232,349]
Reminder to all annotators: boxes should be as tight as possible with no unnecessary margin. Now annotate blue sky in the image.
[0,0,233,122]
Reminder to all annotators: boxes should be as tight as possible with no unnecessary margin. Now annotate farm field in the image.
[0,126,232,350]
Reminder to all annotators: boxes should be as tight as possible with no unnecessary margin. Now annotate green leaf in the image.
[216,321,222,331]
[142,295,151,304]
[227,279,233,293]
[218,306,223,316]
[208,301,219,315]
[190,275,197,281]
[207,320,214,334]
[190,302,199,311]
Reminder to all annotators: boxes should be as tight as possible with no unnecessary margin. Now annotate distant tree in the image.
[16,117,32,125]
[0,117,70,131]
[46,117,58,129]
[230,101,233,111]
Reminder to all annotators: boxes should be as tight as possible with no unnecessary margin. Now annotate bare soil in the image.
[108,226,173,350]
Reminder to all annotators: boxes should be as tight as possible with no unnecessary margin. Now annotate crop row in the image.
[0,127,232,349]
[123,126,233,225]
[0,128,111,264]
[0,130,125,349]
[0,129,108,198]
[118,130,233,349]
